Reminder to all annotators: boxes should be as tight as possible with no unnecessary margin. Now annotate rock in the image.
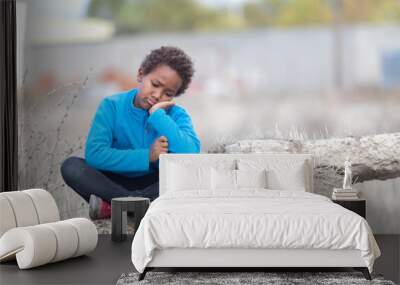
[224,132,400,197]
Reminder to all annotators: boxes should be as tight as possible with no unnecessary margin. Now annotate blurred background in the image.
[16,0,400,219]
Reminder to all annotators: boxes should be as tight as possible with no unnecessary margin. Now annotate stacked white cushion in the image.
[0,196,17,237]
[1,191,40,227]
[0,225,57,267]
[63,218,98,257]
[24,189,60,223]
[0,189,59,236]
[0,189,97,269]
[42,221,79,262]
[0,218,97,269]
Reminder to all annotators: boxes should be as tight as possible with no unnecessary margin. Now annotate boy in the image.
[61,46,200,219]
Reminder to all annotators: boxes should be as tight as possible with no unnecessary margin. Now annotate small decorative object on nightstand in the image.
[111,197,150,242]
[342,157,353,190]
[332,198,366,218]
[332,187,359,200]
[332,157,360,199]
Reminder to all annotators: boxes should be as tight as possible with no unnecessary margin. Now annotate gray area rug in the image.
[92,218,136,234]
[116,271,396,285]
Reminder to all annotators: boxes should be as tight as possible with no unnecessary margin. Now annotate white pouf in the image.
[0,189,98,269]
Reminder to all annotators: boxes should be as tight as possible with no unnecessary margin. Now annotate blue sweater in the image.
[85,88,200,177]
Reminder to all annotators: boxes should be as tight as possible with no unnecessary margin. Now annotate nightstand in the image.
[332,199,366,218]
[111,197,150,242]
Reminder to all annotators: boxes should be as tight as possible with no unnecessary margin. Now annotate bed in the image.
[131,154,380,280]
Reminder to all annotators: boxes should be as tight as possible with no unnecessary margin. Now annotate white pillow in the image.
[166,159,237,193]
[267,167,306,191]
[236,169,268,189]
[211,168,268,191]
[238,158,307,191]
[167,162,211,192]
[211,168,236,190]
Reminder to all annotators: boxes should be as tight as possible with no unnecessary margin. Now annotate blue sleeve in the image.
[85,98,150,172]
[147,107,201,153]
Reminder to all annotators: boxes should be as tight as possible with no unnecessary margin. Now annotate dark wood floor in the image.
[0,235,398,285]
[0,235,135,285]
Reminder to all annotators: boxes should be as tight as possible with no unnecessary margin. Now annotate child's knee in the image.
[60,156,85,183]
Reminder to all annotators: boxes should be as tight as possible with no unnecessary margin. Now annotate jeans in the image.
[60,156,159,203]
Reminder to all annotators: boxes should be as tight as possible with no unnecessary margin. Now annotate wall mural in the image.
[17,0,400,234]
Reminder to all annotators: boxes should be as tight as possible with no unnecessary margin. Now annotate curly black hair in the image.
[139,46,195,96]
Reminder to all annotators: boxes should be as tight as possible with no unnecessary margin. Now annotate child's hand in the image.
[149,101,175,115]
[149,136,168,162]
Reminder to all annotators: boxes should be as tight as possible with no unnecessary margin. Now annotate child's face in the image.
[135,64,183,110]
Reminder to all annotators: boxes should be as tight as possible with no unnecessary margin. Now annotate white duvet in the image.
[131,190,380,273]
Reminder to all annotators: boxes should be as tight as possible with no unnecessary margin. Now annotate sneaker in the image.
[89,194,111,220]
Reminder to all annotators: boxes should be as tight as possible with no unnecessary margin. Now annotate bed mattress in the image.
[131,190,380,273]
